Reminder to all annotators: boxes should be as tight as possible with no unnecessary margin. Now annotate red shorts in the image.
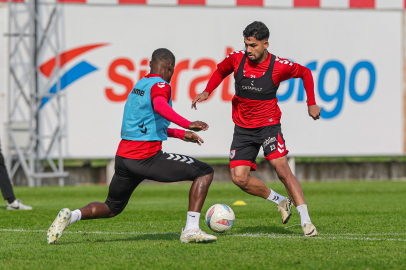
[229,124,288,171]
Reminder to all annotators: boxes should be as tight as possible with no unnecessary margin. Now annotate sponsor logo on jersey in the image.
[157,82,166,88]
[263,137,276,148]
[241,85,263,91]
[230,150,236,159]
[131,88,145,96]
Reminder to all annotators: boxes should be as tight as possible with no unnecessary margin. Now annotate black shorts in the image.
[229,124,288,171]
[105,150,213,215]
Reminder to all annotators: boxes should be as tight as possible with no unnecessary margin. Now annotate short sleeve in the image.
[151,82,171,103]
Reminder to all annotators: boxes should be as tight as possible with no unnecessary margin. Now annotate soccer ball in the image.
[205,204,235,233]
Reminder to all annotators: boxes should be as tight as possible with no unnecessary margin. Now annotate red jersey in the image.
[116,74,189,159]
[204,51,315,128]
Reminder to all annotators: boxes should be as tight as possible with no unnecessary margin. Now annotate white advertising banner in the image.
[34,6,402,158]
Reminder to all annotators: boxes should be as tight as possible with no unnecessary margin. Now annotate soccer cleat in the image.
[7,199,33,210]
[277,198,292,224]
[180,228,217,243]
[302,223,318,237]
[47,208,71,244]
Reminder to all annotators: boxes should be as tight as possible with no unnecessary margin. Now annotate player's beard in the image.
[248,51,264,63]
[248,54,257,61]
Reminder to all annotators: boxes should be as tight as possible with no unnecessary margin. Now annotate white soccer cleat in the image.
[7,199,33,210]
[47,208,71,244]
[180,228,217,243]
[302,223,318,237]
[277,198,292,224]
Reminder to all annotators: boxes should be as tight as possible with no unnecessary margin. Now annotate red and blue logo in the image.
[39,43,108,108]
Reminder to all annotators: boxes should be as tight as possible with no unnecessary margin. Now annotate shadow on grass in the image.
[52,225,299,245]
[59,232,180,245]
[234,225,298,235]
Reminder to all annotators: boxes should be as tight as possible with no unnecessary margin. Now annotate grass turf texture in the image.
[1,181,405,269]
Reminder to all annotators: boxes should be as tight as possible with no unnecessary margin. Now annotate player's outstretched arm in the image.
[275,57,321,121]
[191,70,224,110]
[153,97,209,131]
[153,96,191,128]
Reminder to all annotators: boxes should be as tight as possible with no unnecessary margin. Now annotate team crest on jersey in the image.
[230,150,236,159]
[157,82,166,88]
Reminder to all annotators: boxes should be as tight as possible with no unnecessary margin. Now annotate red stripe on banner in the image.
[237,0,263,6]
[349,0,374,8]
[39,44,108,78]
[118,0,146,4]
[404,0,406,9]
[178,0,205,5]
[294,0,320,7]
[58,0,86,3]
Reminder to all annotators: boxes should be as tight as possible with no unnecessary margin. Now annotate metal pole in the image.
[33,0,41,186]
[6,0,68,186]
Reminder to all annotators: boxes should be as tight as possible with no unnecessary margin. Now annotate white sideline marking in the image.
[0,229,176,236]
[229,233,406,242]
[1,229,406,242]
[321,233,406,236]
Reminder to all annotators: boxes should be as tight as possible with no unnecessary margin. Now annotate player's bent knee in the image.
[88,202,116,218]
[204,164,214,176]
[104,198,128,217]
[100,204,116,218]
[202,172,214,181]
[194,163,214,180]
[231,173,249,188]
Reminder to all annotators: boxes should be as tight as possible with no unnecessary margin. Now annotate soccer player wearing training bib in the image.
[47,49,217,244]
[192,22,322,237]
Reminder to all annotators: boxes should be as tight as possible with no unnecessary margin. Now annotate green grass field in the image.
[1,181,405,269]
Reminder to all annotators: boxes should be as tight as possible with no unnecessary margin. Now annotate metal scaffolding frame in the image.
[6,0,68,187]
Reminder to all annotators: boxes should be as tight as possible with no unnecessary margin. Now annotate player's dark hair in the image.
[151,48,175,65]
[243,21,269,41]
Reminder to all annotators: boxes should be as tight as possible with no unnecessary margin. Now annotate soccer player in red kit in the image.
[192,22,322,237]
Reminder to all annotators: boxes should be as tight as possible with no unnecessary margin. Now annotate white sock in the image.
[184,211,200,231]
[296,204,312,226]
[69,209,82,225]
[266,189,286,205]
